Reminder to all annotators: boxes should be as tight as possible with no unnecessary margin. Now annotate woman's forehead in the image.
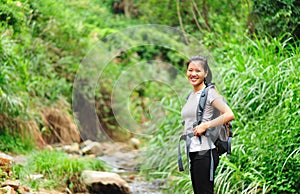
[188,61,204,68]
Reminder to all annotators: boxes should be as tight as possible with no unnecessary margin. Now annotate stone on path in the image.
[0,153,12,175]
[81,141,104,156]
[129,138,140,149]
[1,180,20,190]
[82,170,130,194]
[61,143,81,154]
[0,186,16,194]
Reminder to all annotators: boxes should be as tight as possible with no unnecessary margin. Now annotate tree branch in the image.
[176,0,189,44]
[190,2,203,32]
[192,0,211,32]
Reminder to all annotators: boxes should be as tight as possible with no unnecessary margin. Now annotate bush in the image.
[251,0,300,39]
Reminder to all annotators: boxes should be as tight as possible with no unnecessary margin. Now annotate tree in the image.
[250,0,300,39]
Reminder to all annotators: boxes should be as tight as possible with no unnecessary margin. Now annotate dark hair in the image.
[186,56,212,85]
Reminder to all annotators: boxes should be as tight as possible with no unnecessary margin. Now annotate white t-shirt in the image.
[181,88,222,152]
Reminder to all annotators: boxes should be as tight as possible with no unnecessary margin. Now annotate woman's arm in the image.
[193,97,235,136]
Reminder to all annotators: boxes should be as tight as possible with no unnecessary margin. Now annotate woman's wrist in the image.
[204,121,211,130]
[196,122,211,134]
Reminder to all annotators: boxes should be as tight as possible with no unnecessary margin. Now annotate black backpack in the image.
[178,83,233,181]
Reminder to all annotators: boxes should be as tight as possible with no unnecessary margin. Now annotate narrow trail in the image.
[97,146,164,194]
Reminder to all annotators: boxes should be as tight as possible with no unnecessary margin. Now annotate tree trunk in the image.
[124,0,132,18]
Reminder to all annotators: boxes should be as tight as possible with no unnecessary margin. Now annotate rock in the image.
[128,174,135,180]
[81,170,130,194]
[1,180,20,190]
[129,138,140,149]
[84,154,96,159]
[28,174,44,180]
[81,142,104,156]
[22,186,31,192]
[61,143,80,154]
[0,153,13,161]
[0,186,16,194]
[44,144,54,151]
[0,154,12,173]
[30,188,64,194]
[13,155,28,166]
[81,139,93,147]
[17,186,27,194]
[152,179,166,187]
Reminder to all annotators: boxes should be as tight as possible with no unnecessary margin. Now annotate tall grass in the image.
[140,35,300,193]
[215,34,300,193]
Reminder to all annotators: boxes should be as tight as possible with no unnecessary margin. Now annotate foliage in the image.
[214,34,300,193]
[0,0,141,145]
[12,150,107,192]
[135,0,249,47]
[251,0,300,39]
[0,129,34,153]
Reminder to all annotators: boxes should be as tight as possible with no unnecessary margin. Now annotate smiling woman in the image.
[181,56,234,194]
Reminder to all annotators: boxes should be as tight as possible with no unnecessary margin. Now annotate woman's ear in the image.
[204,71,208,78]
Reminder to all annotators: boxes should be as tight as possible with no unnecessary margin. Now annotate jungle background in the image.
[0,0,299,193]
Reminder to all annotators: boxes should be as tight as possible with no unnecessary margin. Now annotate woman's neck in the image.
[193,83,206,93]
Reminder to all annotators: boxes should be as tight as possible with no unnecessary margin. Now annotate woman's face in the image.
[187,61,207,87]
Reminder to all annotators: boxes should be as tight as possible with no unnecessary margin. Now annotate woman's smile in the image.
[190,77,198,82]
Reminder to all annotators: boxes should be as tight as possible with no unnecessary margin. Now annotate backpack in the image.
[178,83,233,181]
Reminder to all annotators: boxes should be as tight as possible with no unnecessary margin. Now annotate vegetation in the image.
[251,0,300,39]
[12,150,106,192]
[0,0,299,193]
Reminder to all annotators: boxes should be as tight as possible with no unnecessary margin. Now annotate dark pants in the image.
[189,149,219,194]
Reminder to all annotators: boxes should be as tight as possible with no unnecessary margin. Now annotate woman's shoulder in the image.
[207,86,222,103]
[207,87,219,94]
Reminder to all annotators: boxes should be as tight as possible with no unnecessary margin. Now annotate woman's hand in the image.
[193,122,209,136]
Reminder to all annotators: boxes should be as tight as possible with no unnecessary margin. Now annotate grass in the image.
[0,129,35,154]
[12,150,107,192]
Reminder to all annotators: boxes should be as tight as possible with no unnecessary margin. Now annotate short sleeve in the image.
[207,88,222,104]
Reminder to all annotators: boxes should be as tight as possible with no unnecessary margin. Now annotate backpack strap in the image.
[227,122,233,154]
[207,136,214,181]
[178,132,194,171]
[195,84,214,144]
[199,83,216,181]
[197,83,215,124]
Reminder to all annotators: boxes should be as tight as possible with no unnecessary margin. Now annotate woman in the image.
[181,56,234,194]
